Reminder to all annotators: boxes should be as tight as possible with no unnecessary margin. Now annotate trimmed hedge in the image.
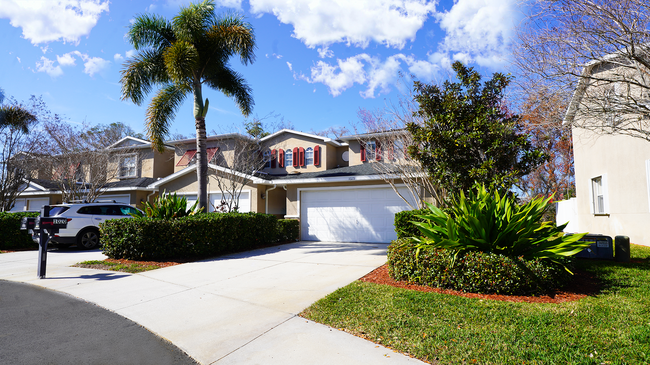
[100,212,279,260]
[394,208,429,239]
[387,239,573,295]
[0,212,39,250]
[278,219,299,242]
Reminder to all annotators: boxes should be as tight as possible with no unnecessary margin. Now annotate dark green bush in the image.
[277,219,299,242]
[394,208,429,239]
[0,211,39,250]
[388,239,573,295]
[100,212,279,260]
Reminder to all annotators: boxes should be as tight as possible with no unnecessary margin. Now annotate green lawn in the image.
[73,260,162,273]
[302,245,650,364]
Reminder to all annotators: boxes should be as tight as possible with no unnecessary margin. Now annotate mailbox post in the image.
[20,206,68,279]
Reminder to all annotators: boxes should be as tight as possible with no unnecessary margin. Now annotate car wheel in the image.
[77,228,100,250]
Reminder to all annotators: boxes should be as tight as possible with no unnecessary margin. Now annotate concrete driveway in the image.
[0,242,425,365]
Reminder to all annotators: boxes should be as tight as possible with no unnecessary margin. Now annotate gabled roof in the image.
[260,129,345,147]
[339,129,407,141]
[108,136,174,151]
[147,163,268,189]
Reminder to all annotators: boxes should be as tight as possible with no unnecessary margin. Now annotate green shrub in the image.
[132,191,203,219]
[412,184,590,272]
[394,208,429,239]
[0,211,39,250]
[388,239,572,295]
[277,219,299,242]
[100,212,278,260]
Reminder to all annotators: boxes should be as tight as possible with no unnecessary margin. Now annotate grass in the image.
[73,260,164,273]
[301,244,650,364]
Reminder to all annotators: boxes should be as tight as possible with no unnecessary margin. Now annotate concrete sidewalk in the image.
[0,242,426,365]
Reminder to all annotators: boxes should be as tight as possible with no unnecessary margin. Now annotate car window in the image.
[77,206,101,215]
[119,206,138,215]
[101,206,122,216]
[49,206,70,216]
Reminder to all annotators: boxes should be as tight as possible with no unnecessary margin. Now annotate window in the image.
[263,151,271,168]
[362,141,376,161]
[590,175,608,214]
[285,149,293,167]
[119,155,137,177]
[305,147,314,165]
[119,206,139,216]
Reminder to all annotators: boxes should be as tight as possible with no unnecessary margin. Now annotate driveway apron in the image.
[0,242,425,364]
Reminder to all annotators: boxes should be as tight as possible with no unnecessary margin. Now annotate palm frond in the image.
[173,0,215,43]
[163,41,199,84]
[203,66,254,116]
[0,106,37,133]
[146,82,191,152]
[120,49,169,105]
[207,13,256,65]
[128,13,175,51]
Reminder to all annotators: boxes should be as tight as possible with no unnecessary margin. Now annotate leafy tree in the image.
[244,119,269,139]
[82,122,145,146]
[407,61,547,195]
[120,0,256,211]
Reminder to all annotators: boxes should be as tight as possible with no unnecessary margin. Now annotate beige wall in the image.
[572,126,650,246]
[173,140,238,173]
[153,150,175,178]
[262,135,332,174]
[347,140,364,166]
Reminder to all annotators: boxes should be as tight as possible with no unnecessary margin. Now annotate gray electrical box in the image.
[575,234,614,260]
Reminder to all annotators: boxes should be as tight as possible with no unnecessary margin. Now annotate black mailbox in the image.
[36,217,68,230]
[20,217,36,231]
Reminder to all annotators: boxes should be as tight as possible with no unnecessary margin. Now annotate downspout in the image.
[265,184,277,214]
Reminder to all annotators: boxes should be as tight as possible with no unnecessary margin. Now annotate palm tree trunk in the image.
[196,116,208,212]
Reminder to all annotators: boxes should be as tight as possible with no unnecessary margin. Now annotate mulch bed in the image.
[360,264,602,304]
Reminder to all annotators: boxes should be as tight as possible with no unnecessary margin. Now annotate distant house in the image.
[13,129,422,243]
[561,54,650,246]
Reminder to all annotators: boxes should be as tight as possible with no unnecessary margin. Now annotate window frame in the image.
[305,147,314,165]
[118,153,138,178]
[285,149,293,167]
[590,174,609,215]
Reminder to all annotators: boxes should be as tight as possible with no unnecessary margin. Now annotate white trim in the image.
[589,174,609,215]
[27,180,48,191]
[108,136,174,151]
[270,174,390,185]
[260,129,343,147]
[165,133,250,145]
[148,163,268,189]
[117,153,138,178]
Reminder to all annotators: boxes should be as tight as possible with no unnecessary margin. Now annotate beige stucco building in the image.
[14,130,418,243]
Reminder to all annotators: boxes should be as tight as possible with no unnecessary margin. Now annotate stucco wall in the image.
[572,126,650,246]
[262,135,331,174]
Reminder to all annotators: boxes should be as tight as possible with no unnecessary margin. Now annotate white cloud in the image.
[435,0,518,68]
[265,53,283,59]
[57,52,77,67]
[16,57,21,63]
[286,62,292,71]
[298,52,443,98]
[125,50,137,58]
[35,56,63,77]
[114,53,124,62]
[0,0,110,45]
[317,47,334,58]
[250,0,436,49]
[34,51,109,77]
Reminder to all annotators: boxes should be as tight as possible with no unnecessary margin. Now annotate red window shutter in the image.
[314,145,320,166]
[206,147,219,163]
[376,141,381,161]
[299,147,305,166]
[176,149,197,166]
[271,149,277,168]
[360,144,366,161]
[293,147,299,167]
[279,149,284,167]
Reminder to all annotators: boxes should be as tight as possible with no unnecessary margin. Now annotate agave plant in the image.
[131,191,203,219]
[411,184,591,272]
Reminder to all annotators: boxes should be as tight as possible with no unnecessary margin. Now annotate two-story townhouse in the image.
[151,129,418,243]
[11,136,175,211]
[561,54,650,246]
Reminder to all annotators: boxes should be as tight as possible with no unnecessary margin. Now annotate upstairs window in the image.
[119,155,137,178]
[263,151,271,168]
[285,149,293,167]
[305,147,314,165]
[366,141,376,160]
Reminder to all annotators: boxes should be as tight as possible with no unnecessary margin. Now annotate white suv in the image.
[44,202,141,249]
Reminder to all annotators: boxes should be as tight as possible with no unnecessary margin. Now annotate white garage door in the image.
[209,191,251,213]
[101,194,131,204]
[300,186,415,243]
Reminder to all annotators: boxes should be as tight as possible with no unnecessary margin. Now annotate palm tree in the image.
[120,0,255,211]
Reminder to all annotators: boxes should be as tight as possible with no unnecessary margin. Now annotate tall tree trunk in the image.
[193,79,208,212]
[195,116,208,212]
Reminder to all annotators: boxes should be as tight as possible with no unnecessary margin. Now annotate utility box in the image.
[575,234,614,260]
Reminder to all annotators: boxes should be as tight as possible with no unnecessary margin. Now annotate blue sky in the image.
[0,0,522,139]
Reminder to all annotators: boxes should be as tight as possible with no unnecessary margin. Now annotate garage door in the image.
[300,186,415,243]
